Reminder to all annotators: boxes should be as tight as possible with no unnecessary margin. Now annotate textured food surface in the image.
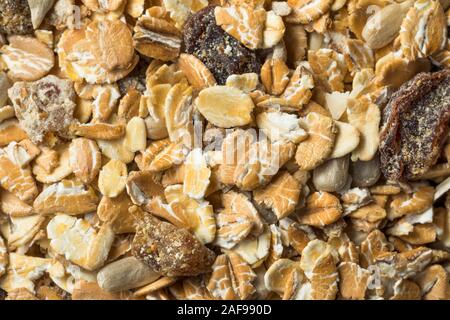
[183,6,264,85]
[0,0,450,302]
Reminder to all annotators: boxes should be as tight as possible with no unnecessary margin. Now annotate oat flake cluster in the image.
[0,0,449,301]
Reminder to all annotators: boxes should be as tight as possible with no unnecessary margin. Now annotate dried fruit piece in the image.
[298,192,343,227]
[1,35,54,81]
[206,252,257,300]
[69,138,101,184]
[33,180,99,215]
[214,4,266,50]
[253,171,301,220]
[132,214,216,277]
[295,112,337,171]
[8,75,76,145]
[47,214,114,271]
[379,70,450,181]
[183,6,263,85]
[196,86,255,128]
[400,0,447,60]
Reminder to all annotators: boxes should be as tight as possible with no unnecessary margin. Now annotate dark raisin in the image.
[0,0,33,35]
[182,5,264,85]
[379,69,450,181]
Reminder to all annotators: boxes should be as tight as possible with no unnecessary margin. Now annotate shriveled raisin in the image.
[183,6,264,85]
[380,70,450,181]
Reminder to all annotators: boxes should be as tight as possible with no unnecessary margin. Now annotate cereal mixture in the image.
[0,0,449,301]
